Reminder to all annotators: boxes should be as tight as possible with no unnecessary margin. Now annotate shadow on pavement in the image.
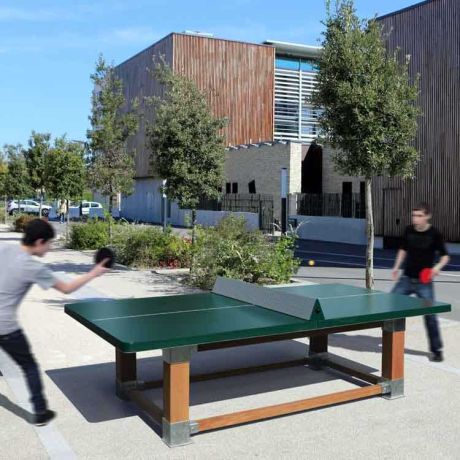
[330,333,431,358]
[0,393,34,423]
[46,341,378,424]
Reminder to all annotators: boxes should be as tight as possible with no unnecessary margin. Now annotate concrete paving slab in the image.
[0,230,459,459]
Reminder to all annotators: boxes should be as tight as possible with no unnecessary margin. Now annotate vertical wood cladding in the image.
[172,34,274,148]
[116,35,174,177]
[116,34,274,178]
[374,0,460,241]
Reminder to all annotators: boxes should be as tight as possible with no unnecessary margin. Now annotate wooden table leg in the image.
[115,349,137,400]
[382,319,405,399]
[162,346,195,447]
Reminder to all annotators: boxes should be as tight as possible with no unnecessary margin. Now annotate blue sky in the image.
[0,0,420,147]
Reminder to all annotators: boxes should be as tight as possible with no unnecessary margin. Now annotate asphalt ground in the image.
[295,239,460,271]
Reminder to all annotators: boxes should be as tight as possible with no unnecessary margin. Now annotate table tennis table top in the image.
[64,278,451,352]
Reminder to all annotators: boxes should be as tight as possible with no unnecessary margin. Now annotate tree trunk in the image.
[365,177,374,289]
[3,196,7,224]
[108,193,113,246]
[66,199,70,246]
[189,209,197,276]
[39,189,43,218]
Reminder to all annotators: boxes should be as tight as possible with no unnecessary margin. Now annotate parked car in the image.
[7,200,52,216]
[80,201,103,216]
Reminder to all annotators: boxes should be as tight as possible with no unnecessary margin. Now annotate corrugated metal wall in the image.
[374,0,460,241]
[173,33,274,147]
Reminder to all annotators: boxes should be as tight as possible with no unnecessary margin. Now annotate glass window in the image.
[300,59,318,72]
[275,57,300,71]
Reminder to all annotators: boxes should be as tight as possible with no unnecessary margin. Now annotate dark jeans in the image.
[392,276,443,354]
[0,329,47,413]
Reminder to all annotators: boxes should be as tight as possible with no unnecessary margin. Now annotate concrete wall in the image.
[120,178,164,223]
[322,146,363,194]
[224,141,302,221]
[292,215,367,245]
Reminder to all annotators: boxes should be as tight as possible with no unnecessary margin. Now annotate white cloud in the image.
[0,6,73,22]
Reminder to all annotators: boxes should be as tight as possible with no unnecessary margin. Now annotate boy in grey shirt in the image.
[0,219,109,425]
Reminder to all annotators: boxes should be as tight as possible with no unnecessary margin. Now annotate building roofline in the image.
[116,32,274,68]
[116,33,174,69]
[174,32,274,49]
[263,40,322,59]
[377,0,436,21]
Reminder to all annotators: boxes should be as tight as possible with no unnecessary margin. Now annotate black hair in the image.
[22,219,55,246]
[413,202,431,215]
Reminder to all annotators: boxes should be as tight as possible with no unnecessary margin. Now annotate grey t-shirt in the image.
[0,244,57,335]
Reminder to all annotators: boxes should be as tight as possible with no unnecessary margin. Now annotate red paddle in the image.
[419,268,433,284]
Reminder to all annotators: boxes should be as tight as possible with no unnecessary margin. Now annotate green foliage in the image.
[68,221,192,268]
[0,156,7,197]
[146,61,227,210]
[69,220,109,250]
[311,0,421,179]
[112,225,191,268]
[87,55,139,212]
[190,216,300,290]
[2,144,32,198]
[13,214,36,233]
[24,132,51,203]
[46,137,86,202]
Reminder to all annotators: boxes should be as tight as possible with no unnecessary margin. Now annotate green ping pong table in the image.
[65,277,451,447]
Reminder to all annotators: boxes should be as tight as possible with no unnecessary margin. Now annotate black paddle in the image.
[94,247,115,268]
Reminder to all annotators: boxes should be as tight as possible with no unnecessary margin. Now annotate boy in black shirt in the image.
[391,202,450,362]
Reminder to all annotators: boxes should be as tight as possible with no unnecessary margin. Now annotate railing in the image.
[296,193,365,219]
[197,194,274,232]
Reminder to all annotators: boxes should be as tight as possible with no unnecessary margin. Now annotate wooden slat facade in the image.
[116,35,174,178]
[374,0,460,241]
[116,33,275,178]
[173,34,274,148]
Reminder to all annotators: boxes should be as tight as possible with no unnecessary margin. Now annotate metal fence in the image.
[296,193,365,219]
[198,194,274,232]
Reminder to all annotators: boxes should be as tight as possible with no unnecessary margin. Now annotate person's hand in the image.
[92,259,111,278]
[391,268,400,281]
[431,266,440,278]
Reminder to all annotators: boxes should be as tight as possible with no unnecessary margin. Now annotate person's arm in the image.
[432,255,450,276]
[53,260,109,294]
[392,249,407,281]
[432,232,450,277]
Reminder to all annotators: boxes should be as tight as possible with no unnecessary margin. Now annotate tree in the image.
[311,0,420,288]
[46,136,86,241]
[146,62,227,243]
[87,55,139,242]
[24,132,52,217]
[2,144,32,206]
[0,154,7,223]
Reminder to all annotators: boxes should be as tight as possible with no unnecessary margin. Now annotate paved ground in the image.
[0,226,459,459]
[295,239,460,270]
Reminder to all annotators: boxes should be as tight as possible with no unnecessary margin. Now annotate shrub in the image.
[13,214,37,233]
[189,215,300,289]
[69,219,109,250]
[113,226,191,268]
[69,220,192,269]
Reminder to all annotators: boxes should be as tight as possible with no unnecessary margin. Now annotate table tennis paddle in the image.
[94,247,115,268]
[419,268,433,284]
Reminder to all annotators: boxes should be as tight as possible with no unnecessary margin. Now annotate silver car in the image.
[8,200,52,216]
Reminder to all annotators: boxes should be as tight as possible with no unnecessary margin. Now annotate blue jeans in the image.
[0,329,47,413]
[392,276,443,354]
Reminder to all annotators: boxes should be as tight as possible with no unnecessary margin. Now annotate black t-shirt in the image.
[401,225,448,278]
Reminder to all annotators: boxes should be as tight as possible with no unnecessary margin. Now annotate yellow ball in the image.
[308,260,315,266]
